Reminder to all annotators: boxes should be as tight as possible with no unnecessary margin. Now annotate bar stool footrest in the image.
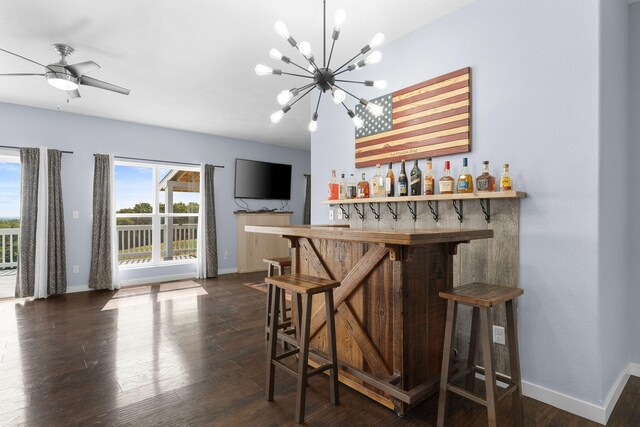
[308,363,333,378]
[272,359,298,377]
[273,348,300,361]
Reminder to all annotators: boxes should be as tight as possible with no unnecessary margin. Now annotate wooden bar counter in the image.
[246,225,493,414]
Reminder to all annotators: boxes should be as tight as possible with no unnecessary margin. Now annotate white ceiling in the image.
[0,0,474,150]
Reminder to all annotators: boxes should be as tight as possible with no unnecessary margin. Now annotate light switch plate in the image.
[72,210,79,219]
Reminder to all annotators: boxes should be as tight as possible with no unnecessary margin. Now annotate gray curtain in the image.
[47,150,67,295]
[15,148,40,298]
[204,164,218,278]
[88,154,113,289]
[303,175,311,225]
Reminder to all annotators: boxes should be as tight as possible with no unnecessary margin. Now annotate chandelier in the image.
[255,0,387,132]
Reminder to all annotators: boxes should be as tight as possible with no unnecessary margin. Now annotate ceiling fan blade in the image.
[65,61,100,77]
[0,47,51,72]
[67,89,81,99]
[0,73,45,76]
[79,75,130,95]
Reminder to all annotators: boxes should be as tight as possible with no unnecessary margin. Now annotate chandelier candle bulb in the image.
[365,51,382,65]
[298,41,312,59]
[269,48,289,63]
[270,105,290,124]
[308,112,318,133]
[277,90,294,106]
[332,87,346,104]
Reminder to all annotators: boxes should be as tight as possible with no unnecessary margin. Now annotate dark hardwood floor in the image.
[0,272,637,426]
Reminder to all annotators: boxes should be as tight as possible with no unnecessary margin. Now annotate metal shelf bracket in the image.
[386,202,398,221]
[407,201,417,222]
[339,203,350,220]
[479,199,491,223]
[427,200,439,223]
[354,203,365,220]
[452,200,463,223]
[369,202,381,221]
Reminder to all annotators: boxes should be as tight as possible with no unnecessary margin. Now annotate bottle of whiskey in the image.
[339,173,346,199]
[476,161,496,192]
[423,158,435,195]
[357,173,370,199]
[371,164,385,197]
[347,173,357,199]
[439,161,455,195]
[328,169,339,200]
[385,162,395,197]
[410,159,421,196]
[457,157,474,193]
[500,163,513,191]
[398,160,408,196]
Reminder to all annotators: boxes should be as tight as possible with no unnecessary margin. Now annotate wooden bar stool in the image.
[437,283,524,427]
[263,257,292,347]
[265,273,340,424]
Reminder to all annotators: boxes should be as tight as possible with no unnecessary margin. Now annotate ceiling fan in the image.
[0,43,130,99]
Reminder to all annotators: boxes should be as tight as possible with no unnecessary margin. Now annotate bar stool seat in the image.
[265,273,341,424]
[437,282,524,427]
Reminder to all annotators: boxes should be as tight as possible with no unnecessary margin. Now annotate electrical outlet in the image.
[223,251,229,260]
[337,208,343,220]
[72,210,79,219]
[329,209,334,221]
[493,325,506,345]
[72,265,79,274]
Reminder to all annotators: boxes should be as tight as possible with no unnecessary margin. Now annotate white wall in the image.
[598,0,631,405]
[0,102,310,289]
[630,2,640,365]
[311,0,605,407]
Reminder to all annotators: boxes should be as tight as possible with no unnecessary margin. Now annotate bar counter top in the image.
[245,224,493,246]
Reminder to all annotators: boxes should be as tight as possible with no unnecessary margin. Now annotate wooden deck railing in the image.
[117,223,197,261]
[0,228,19,269]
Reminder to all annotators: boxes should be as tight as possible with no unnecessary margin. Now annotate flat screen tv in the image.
[234,159,292,200]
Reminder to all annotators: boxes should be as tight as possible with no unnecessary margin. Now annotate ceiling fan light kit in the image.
[0,43,130,99]
[255,0,387,132]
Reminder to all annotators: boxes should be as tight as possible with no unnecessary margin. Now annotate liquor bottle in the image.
[339,173,346,199]
[385,162,395,197]
[328,169,339,200]
[438,161,455,195]
[410,159,422,196]
[500,163,513,191]
[371,164,385,197]
[423,158,435,195]
[398,160,408,196]
[476,161,496,192]
[457,157,474,193]
[346,173,357,199]
[357,173,370,199]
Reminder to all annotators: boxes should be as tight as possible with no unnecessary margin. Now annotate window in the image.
[115,162,200,267]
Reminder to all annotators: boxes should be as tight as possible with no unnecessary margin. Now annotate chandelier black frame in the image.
[255,0,387,132]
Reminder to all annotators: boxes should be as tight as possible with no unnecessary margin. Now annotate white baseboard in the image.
[120,273,196,287]
[523,363,639,425]
[218,267,238,275]
[66,285,91,294]
[628,362,640,377]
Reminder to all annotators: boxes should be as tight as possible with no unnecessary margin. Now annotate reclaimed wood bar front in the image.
[245,225,493,414]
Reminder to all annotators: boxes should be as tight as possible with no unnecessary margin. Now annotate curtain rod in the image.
[93,154,224,168]
[0,144,74,154]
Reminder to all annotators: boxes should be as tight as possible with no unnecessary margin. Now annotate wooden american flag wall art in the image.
[354,67,471,168]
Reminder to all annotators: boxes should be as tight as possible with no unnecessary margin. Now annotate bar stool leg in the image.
[294,293,303,345]
[280,287,289,351]
[480,307,498,427]
[506,300,524,427]
[295,294,313,424]
[265,283,274,342]
[437,299,458,427]
[266,286,281,401]
[325,291,339,405]
[465,306,480,394]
